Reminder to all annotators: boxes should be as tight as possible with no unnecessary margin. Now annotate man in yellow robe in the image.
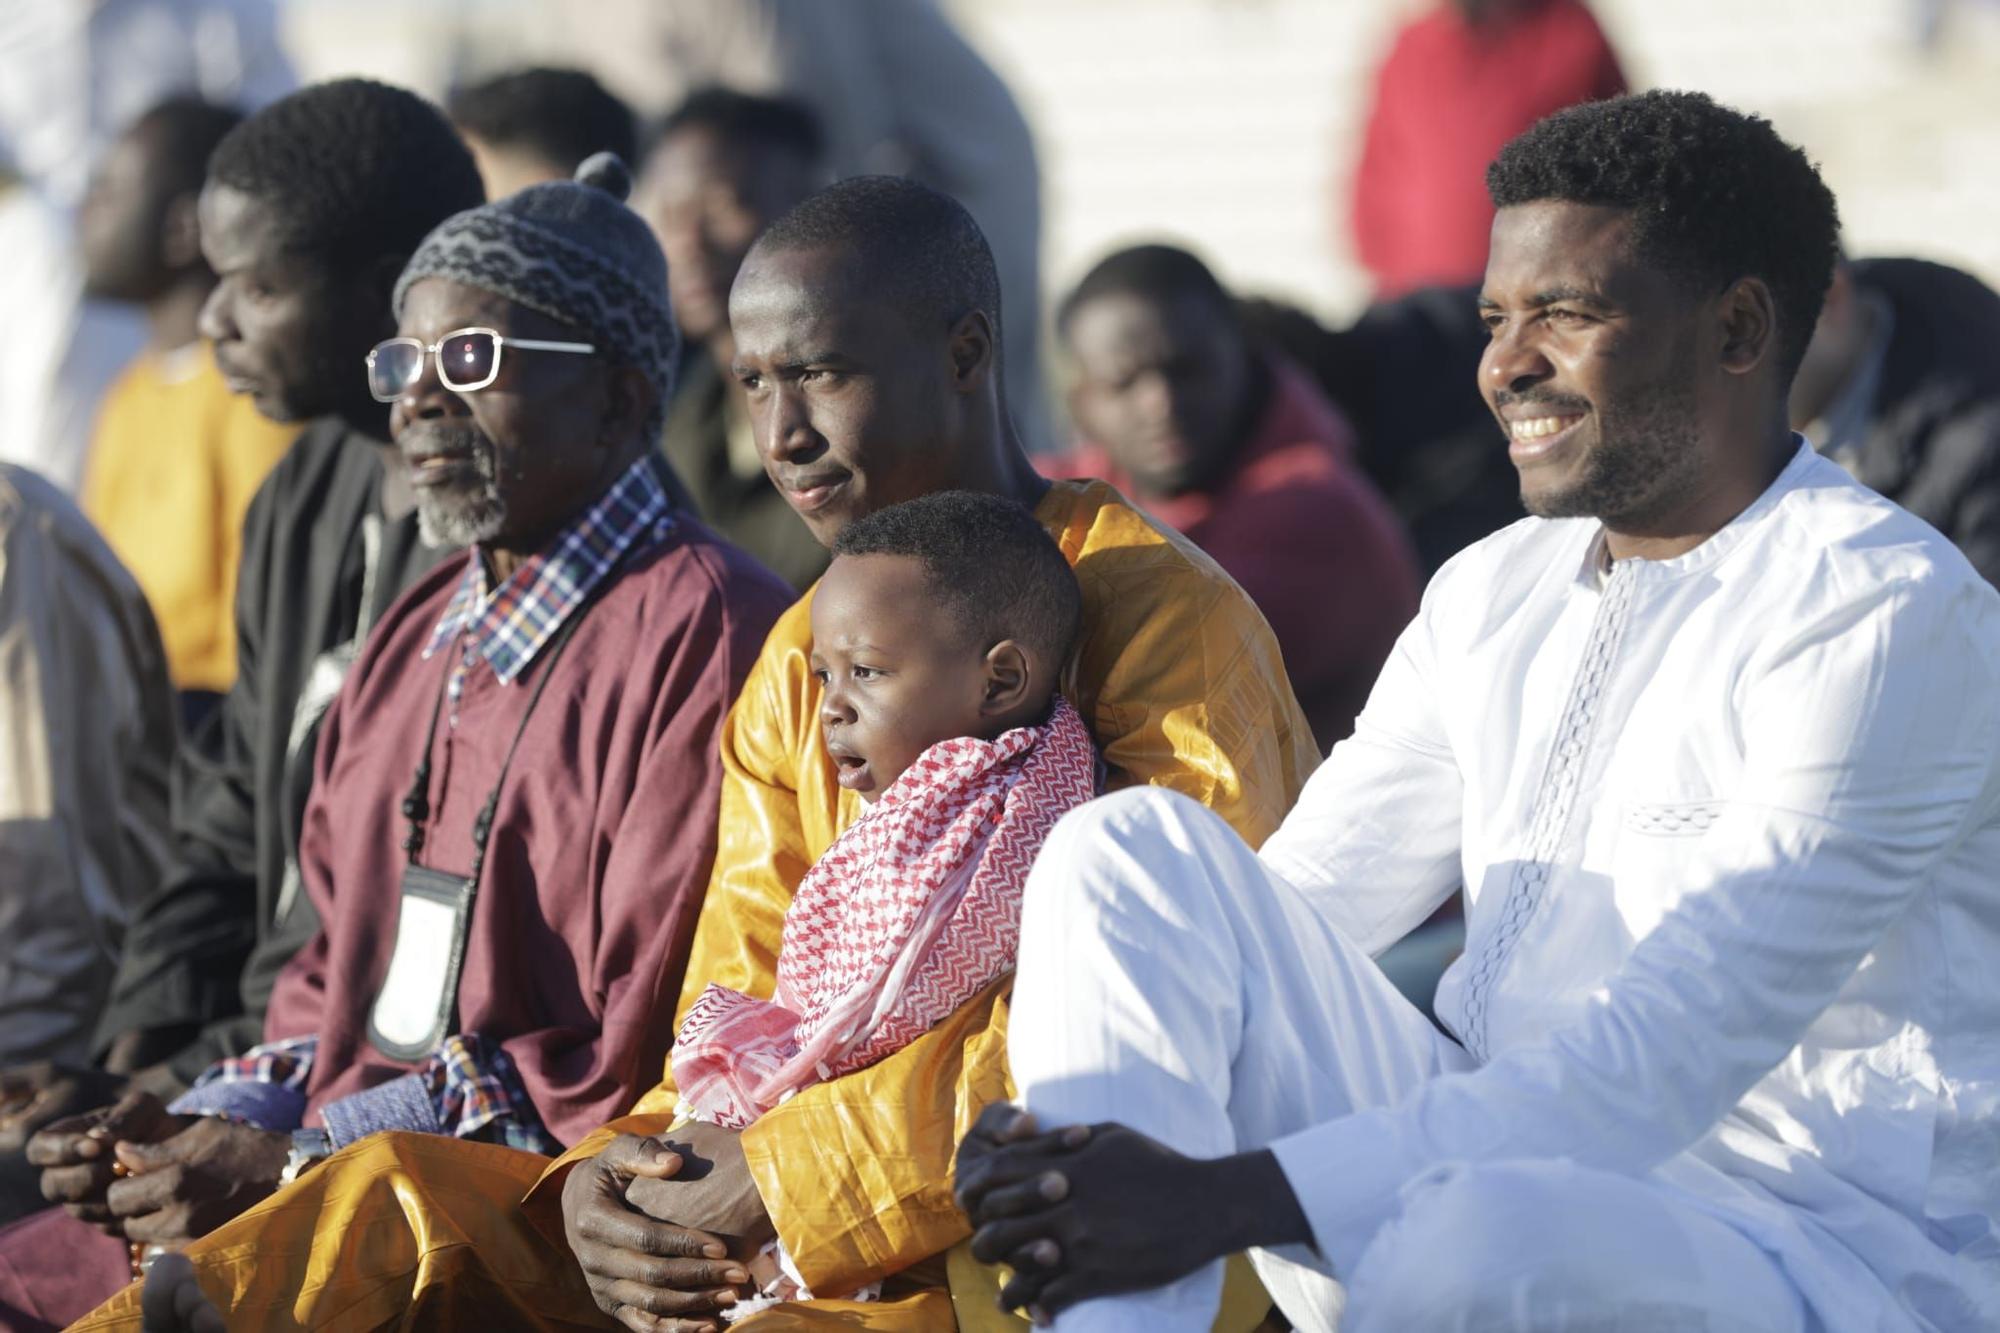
[81,177,1315,1333]
[77,97,296,704]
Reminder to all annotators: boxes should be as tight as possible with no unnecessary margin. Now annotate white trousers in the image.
[1008,789,1809,1333]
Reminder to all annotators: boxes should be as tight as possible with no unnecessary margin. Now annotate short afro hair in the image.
[755,175,1004,351]
[1057,243,1236,342]
[129,96,244,199]
[447,67,637,177]
[208,78,485,266]
[833,490,1082,670]
[1486,90,1840,383]
[649,87,824,168]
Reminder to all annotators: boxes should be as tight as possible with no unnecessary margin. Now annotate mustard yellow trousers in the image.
[69,1135,952,1331]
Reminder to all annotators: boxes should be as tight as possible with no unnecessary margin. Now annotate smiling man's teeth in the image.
[1510,415,1580,440]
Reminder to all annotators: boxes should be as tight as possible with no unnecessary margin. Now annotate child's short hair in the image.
[833,491,1083,668]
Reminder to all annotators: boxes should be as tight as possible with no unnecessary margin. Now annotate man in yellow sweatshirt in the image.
[81,177,1315,1333]
[78,97,296,711]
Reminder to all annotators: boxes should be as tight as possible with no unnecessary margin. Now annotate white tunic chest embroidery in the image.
[1461,564,1637,1060]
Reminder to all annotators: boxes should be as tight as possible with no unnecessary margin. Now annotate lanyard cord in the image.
[397,608,583,881]
[397,542,643,881]
[397,457,675,881]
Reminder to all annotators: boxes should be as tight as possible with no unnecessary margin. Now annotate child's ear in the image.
[981,640,1032,715]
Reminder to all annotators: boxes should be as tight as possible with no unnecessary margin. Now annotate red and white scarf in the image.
[674,696,1099,1130]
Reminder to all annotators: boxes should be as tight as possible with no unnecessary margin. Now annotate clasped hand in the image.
[954,1104,1296,1324]
[26,1090,289,1246]
[559,1119,777,1333]
[0,1061,130,1155]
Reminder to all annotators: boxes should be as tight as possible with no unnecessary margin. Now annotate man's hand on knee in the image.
[955,1112,1314,1323]
[561,1133,751,1332]
[25,1088,179,1230]
[107,1113,291,1245]
[0,1060,131,1155]
[953,1102,1092,1256]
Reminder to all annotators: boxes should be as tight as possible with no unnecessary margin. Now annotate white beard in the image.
[416,492,507,550]
[414,451,509,550]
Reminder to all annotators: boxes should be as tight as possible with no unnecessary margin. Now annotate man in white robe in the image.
[954,89,2000,1333]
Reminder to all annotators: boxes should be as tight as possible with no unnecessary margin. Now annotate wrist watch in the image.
[280,1128,334,1187]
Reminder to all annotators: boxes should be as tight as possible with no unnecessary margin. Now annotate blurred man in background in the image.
[0,183,142,497]
[1350,0,1625,297]
[77,98,298,723]
[0,80,481,1225]
[1049,244,1419,748]
[0,0,294,493]
[0,0,292,213]
[562,0,1055,454]
[1792,255,2000,586]
[446,66,637,201]
[637,88,830,589]
[0,463,176,1215]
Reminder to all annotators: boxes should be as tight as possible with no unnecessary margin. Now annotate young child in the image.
[670,490,1099,1307]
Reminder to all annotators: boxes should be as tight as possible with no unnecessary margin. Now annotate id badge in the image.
[367,865,475,1061]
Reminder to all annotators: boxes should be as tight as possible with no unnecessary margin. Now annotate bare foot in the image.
[139,1252,224,1333]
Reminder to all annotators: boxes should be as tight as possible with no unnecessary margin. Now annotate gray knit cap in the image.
[393,151,679,432]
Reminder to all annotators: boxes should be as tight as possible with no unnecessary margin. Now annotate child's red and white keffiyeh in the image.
[673,695,1099,1130]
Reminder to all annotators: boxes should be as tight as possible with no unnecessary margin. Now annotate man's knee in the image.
[1345,1160,1799,1333]
[1344,1162,1628,1331]
[1048,785,1205,848]
[1025,786,1239,923]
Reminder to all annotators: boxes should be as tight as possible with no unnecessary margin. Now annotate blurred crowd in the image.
[0,0,1997,1328]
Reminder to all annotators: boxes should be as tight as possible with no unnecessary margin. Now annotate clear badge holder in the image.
[367,864,476,1061]
[363,513,645,1064]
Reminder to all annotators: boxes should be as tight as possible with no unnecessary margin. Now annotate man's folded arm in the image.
[93,473,280,1062]
[1258,582,1467,954]
[1268,576,2000,1273]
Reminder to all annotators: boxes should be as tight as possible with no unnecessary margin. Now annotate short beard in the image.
[409,430,508,550]
[1523,341,1703,530]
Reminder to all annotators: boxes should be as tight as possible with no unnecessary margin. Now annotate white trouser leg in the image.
[1342,1160,1808,1333]
[1008,788,1470,1333]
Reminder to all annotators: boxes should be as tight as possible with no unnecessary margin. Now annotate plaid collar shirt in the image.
[423,455,674,701]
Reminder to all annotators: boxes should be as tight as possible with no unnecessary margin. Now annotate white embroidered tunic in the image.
[1262,441,2000,1326]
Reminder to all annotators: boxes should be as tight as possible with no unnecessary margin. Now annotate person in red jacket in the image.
[1046,243,1420,748]
[1350,0,1626,297]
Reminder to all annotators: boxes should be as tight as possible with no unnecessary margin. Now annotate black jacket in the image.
[1839,259,2000,587]
[93,419,448,1082]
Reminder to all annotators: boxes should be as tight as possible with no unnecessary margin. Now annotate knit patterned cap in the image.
[393,151,679,433]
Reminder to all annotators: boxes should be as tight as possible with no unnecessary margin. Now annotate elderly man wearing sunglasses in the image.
[367,328,593,404]
[0,151,791,1323]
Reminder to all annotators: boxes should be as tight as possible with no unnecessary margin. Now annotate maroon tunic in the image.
[267,516,792,1145]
